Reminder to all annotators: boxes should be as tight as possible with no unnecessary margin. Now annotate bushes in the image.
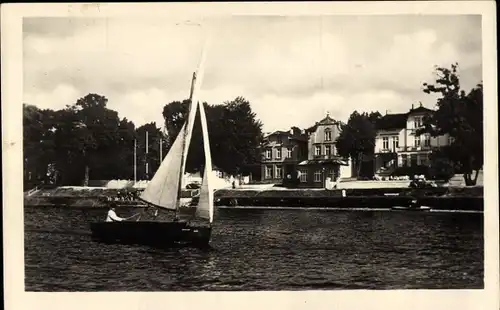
[281,170,301,188]
[429,156,455,182]
[390,160,454,182]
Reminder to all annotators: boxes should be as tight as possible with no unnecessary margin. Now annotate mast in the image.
[174,72,197,219]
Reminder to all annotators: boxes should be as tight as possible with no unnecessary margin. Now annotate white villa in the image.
[374,103,452,175]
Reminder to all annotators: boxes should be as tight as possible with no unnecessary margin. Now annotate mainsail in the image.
[140,123,187,210]
[181,73,199,185]
[140,25,213,221]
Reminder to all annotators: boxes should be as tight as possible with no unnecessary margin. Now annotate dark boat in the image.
[391,198,431,211]
[90,221,212,247]
[90,69,215,248]
[391,206,431,211]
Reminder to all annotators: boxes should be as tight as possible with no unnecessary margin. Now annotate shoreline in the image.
[24,186,484,211]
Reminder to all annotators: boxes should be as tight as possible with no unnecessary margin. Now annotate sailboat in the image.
[90,71,215,248]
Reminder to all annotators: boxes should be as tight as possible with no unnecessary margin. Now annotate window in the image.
[420,154,430,166]
[392,136,399,150]
[275,165,282,179]
[401,154,408,167]
[424,134,431,147]
[315,145,321,156]
[299,170,307,182]
[332,145,337,155]
[414,117,422,129]
[314,170,322,182]
[265,166,273,179]
[410,154,418,166]
[325,145,331,156]
[265,149,272,159]
[328,168,336,180]
[286,147,292,159]
[382,137,389,150]
[324,128,332,141]
[415,135,421,147]
[276,148,282,159]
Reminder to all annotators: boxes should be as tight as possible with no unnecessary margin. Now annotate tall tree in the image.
[418,63,483,185]
[23,104,59,186]
[162,99,191,147]
[336,111,380,178]
[217,97,263,175]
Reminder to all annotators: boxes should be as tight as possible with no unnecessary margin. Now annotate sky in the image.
[23,15,482,132]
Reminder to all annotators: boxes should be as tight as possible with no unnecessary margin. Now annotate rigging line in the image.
[319,15,324,92]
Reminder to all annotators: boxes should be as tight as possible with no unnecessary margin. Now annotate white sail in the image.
[182,32,210,184]
[181,75,199,184]
[139,124,186,210]
[195,100,214,223]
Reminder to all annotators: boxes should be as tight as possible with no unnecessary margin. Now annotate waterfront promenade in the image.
[24,178,484,212]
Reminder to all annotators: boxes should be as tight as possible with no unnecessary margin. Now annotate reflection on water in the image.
[24,206,483,291]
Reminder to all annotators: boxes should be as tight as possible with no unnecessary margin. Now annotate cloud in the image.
[24,83,80,111]
[23,15,482,132]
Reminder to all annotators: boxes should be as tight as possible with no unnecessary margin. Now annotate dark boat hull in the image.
[391,206,432,211]
[90,221,211,248]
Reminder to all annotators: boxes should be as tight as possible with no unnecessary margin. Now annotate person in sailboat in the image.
[106,207,126,222]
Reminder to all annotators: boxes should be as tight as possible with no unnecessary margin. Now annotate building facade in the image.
[374,104,452,175]
[260,127,308,183]
[297,113,349,188]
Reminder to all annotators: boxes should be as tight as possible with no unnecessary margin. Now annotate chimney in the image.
[411,104,414,110]
[419,102,423,107]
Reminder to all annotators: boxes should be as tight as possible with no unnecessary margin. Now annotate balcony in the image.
[377,148,396,154]
[399,145,433,152]
[313,154,339,160]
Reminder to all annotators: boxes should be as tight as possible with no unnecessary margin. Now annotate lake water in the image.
[24,206,483,291]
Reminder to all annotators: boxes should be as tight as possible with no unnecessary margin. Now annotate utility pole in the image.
[159,137,163,163]
[145,131,149,178]
[134,139,137,183]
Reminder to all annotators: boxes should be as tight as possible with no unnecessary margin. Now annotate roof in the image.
[318,114,338,125]
[306,115,341,134]
[263,128,307,142]
[408,106,433,115]
[375,104,435,130]
[375,113,407,130]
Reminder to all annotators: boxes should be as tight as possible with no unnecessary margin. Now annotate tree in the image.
[24,93,142,185]
[216,97,263,175]
[162,99,190,147]
[428,148,456,182]
[418,63,483,186]
[23,104,58,186]
[336,111,380,178]
[162,96,263,175]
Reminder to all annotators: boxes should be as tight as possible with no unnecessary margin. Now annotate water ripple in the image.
[24,206,483,291]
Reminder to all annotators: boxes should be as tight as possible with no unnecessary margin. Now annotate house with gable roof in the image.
[260,127,308,183]
[374,103,453,176]
[297,112,351,188]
